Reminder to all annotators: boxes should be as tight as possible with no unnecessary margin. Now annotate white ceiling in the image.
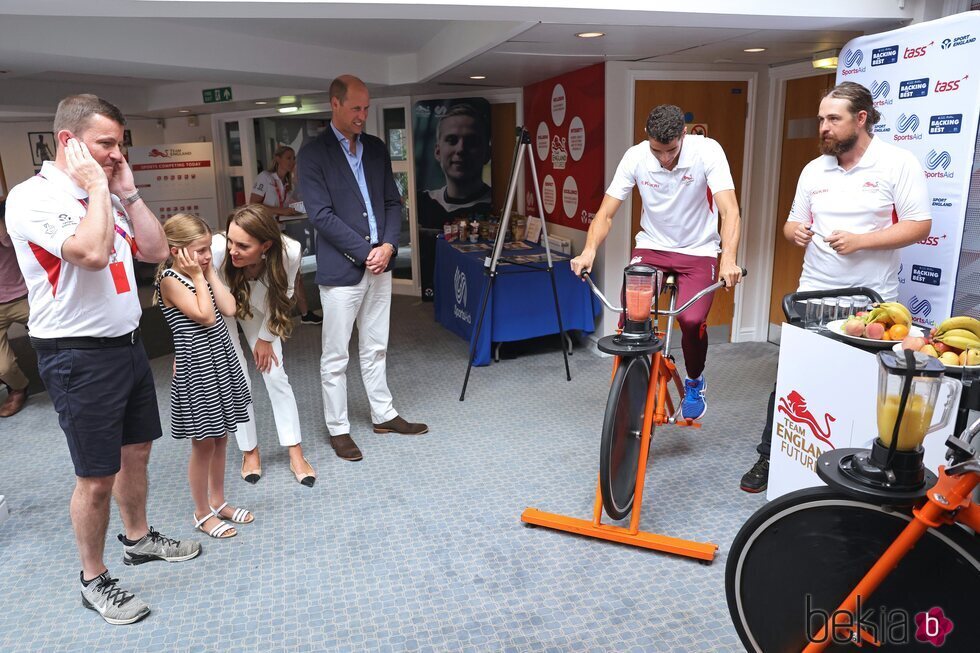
[0,0,938,121]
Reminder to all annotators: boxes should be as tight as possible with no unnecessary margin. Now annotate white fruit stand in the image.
[767,325,963,500]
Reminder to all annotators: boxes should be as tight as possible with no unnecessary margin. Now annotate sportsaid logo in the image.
[452,267,471,324]
[776,390,835,472]
[870,80,893,107]
[909,295,934,319]
[934,74,968,93]
[840,48,865,75]
[805,597,954,647]
[903,40,933,59]
[893,113,922,141]
[925,150,953,179]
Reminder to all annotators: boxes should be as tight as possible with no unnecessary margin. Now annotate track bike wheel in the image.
[726,486,980,652]
[599,355,651,520]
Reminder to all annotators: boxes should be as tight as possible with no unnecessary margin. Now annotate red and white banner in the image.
[523,63,604,232]
[768,326,960,499]
[129,142,219,228]
[837,12,980,328]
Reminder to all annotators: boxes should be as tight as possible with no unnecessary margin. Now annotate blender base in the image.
[816,448,938,506]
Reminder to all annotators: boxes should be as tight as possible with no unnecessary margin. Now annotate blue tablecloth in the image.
[434,236,600,366]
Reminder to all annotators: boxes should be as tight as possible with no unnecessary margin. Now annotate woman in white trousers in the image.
[211,205,316,486]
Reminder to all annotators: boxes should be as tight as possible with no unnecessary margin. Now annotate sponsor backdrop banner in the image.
[523,63,604,233]
[769,326,960,499]
[837,12,980,328]
[128,142,219,228]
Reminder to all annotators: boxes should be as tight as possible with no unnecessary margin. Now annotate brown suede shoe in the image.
[0,388,27,418]
[373,415,428,435]
[329,434,363,461]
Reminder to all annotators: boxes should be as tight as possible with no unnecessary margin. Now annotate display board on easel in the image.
[128,142,219,228]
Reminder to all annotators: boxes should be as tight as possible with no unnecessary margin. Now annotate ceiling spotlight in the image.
[469,75,486,80]
[255,101,269,105]
[811,48,840,69]
[278,105,300,114]
[178,109,191,113]
[576,31,605,38]
[743,47,767,53]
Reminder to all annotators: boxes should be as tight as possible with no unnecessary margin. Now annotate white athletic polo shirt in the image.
[606,135,735,257]
[251,170,288,208]
[5,161,142,338]
[788,136,931,301]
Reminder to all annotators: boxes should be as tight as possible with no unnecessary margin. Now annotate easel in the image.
[459,127,571,401]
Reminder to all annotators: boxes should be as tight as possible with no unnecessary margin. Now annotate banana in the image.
[934,334,980,351]
[880,302,911,326]
[935,316,980,339]
[935,328,980,343]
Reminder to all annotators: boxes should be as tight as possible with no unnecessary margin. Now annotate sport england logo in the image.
[941,34,976,50]
[929,114,962,134]
[898,78,929,99]
[925,149,953,178]
[841,48,866,76]
[872,45,899,66]
[893,113,922,141]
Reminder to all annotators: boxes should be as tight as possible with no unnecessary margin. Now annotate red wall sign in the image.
[523,63,604,232]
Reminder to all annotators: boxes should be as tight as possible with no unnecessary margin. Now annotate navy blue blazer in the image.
[298,127,402,286]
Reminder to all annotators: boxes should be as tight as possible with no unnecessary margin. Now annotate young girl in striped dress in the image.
[156,214,254,539]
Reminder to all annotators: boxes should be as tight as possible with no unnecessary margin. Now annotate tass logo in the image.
[925,149,951,170]
[893,113,922,141]
[903,41,933,59]
[909,296,933,318]
[841,48,866,75]
[899,78,929,99]
[872,45,899,66]
[935,74,968,93]
[917,234,943,246]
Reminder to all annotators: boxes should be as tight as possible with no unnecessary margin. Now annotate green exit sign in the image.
[202,87,233,104]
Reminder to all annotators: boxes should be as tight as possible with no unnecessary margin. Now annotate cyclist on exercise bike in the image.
[571,104,743,420]
[739,81,932,493]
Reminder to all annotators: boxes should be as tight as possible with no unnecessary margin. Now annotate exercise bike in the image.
[521,262,745,561]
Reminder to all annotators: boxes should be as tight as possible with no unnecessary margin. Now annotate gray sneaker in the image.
[80,571,150,625]
[120,527,201,566]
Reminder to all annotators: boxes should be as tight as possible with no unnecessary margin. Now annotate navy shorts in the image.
[36,343,163,477]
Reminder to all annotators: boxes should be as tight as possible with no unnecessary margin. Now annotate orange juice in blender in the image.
[876,394,936,451]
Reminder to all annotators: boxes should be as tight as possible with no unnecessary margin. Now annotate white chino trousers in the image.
[318,270,398,435]
[224,313,303,451]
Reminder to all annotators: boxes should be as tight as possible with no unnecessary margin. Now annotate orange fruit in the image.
[889,324,910,340]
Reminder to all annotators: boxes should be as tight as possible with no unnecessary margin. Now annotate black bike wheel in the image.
[726,486,980,652]
[599,355,651,520]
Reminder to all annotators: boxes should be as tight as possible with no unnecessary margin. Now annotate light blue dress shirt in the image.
[330,122,379,244]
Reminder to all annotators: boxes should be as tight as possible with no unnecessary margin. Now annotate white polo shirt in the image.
[251,170,288,208]
[788,136,931,301]
[606,135,735,257]
[5,161,142,338]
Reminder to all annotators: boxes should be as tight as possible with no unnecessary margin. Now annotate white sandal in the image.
[194,512,236,539]
[210,501,254,524]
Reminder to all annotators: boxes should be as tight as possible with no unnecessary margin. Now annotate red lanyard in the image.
[77,198,139,256]
[273,175,286,208]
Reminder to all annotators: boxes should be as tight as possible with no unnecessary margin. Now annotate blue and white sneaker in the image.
[682,376,707,420]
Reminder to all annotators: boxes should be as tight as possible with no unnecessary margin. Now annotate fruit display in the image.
[840,302,912,341]
[899,315,980,367]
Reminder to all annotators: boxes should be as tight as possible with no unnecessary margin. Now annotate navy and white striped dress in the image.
[158,269,251,440]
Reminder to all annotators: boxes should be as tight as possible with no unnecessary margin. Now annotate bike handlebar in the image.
[582,267,748,317]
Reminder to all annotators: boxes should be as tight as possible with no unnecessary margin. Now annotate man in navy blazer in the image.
[299,75,427,462]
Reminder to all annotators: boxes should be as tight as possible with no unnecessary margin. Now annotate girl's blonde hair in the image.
[153,213,212,303]
[223,204,294,340]
[268,144,294,195]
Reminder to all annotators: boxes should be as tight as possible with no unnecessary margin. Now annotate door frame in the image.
[626,69,758,341]
[754,61,835,343]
